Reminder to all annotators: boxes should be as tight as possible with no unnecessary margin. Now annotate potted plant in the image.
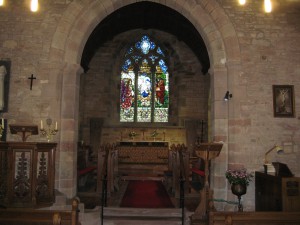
[225,169,253,211]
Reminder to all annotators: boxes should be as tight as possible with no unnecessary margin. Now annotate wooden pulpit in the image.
[192,142,223,219]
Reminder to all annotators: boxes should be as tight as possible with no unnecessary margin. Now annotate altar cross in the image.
[28,74,36,90]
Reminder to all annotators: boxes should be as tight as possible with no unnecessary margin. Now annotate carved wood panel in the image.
[12,150,32,204]
[0,148,8,205]
[0,142,56,208]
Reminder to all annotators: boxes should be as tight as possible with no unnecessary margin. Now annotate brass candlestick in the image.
[40,118,58,142]
[151,129,158,141]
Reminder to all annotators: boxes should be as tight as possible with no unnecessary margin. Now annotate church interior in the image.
[0,0,300,225]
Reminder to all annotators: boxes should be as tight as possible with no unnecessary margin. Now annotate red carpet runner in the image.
[120,180,174,208]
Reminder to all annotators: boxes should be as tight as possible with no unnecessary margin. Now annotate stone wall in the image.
[0,0,299,210]
[214,0,300,211]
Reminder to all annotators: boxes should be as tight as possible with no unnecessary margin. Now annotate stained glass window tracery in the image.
[120,35,169,123]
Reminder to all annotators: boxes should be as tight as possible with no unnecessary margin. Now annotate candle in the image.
[55,121,57,130]
[41,120,43,130]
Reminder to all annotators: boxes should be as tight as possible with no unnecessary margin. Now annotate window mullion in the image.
[151,66,156,123]
[134,66,139,122]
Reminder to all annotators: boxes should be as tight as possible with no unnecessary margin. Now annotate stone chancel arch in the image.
[51,0,240,202]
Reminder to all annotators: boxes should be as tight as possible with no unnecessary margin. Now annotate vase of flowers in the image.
[225,169,253,211]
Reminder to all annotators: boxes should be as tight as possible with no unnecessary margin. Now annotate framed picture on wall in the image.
[273,85,295,118]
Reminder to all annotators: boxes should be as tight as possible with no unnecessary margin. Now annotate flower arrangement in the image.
[225,169,253,186]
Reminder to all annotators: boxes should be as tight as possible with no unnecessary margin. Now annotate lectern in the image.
[192,142,223,219]
[256,162,300,211]
[9,125,38,142]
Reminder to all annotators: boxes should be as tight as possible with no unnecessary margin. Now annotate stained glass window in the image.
[120,35,169,123]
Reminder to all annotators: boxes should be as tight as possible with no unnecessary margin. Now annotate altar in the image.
[117,141,169,178]
[99,127,186,178]
[117,141,169,164]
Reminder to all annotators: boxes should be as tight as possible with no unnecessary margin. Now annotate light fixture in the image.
[0,0,39,12]
[30,0,39,12]
[238,0,273,13]
[224,91,233,101]
[239,0,246,5]
[264,0,272,13]
[264,145,284,164]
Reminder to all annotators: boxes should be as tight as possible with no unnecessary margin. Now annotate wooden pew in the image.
[0,199,80,225]
[209,211,300,225]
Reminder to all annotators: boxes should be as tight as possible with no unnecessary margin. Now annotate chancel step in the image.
[82,207,190,225]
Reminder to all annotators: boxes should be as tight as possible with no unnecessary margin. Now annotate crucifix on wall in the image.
[28,74,36,90]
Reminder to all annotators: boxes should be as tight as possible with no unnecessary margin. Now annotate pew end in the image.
[209,211,300,225]
[0,199,81,225]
